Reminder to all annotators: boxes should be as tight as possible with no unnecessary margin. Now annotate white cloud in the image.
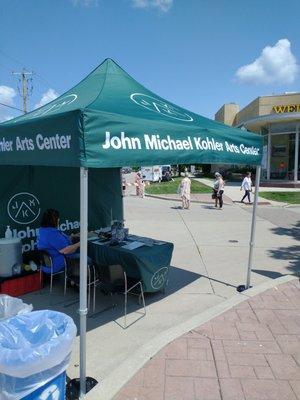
[0,85,16,122]
[70,0,99,6]
[235,39,299,85]
[35,88,59,109]
[131,0,173,12]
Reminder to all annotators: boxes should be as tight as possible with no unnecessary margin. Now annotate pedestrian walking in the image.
[122,176,127,196]
[139,179,145,198]
[135,172,141,196]
[135,172,145,198]
[178,172,191,209]
[240,172,252,203]
[212,172,225,209]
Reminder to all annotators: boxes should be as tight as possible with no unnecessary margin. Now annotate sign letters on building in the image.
[272,104,300,113]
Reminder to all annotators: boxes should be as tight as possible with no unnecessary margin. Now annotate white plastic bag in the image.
[0,295,32,320]
[0,310,77,400]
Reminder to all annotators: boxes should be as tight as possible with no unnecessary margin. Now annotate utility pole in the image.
[12,69,33,114]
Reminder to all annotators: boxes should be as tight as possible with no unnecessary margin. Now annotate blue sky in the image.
[1,0,300,121]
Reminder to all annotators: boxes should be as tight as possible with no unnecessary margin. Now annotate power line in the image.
[0,101,23,112]
[0,67,45,112]
[0,60,51,98]
[0,49,24,68]
[34,71,55,89]
[0,62,12,73]
[0,63,44,100]
[0,50,60,114]
[0,49,57,90]
[12,69,34,113]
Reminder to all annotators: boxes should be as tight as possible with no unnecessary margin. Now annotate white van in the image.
[141,166,162,182]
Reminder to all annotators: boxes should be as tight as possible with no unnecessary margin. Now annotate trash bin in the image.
[0,294,32,320]
[0,310,77,400]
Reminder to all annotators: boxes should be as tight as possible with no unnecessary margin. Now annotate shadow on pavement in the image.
[171,205,219,210]
[268,221,300,276]
[252,269,285,279]
[20,265,201,333]
[167,265,200,292]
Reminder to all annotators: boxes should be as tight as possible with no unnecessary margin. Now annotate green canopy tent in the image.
[0,58,263,397]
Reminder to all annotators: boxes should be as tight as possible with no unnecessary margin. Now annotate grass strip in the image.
[259,191,300,204]
[145,177,211,195]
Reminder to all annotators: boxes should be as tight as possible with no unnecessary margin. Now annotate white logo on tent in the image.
[130,93,193,122]
[7,192,41,225]
[36,93,78,116]
[151,267,168,290]
[13,94,78,122]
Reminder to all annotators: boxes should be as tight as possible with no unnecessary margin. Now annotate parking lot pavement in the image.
[113,278,300,400]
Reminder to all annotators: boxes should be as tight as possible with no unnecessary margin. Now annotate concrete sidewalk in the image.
[113,277,300,400]
[194,178,300,206]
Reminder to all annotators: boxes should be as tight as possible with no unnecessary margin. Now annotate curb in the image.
[233,200,271,206]
[86,275,297,400]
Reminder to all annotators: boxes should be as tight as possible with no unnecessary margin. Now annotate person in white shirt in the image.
[240,172,252,203]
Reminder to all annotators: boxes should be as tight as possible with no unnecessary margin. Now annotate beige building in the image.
[215,93,300,184]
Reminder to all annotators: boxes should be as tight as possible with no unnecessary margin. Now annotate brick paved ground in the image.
[113,279,300,400]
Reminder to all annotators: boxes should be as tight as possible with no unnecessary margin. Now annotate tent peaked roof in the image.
[1,57,220,126]
[0,58,263,167]
[2,58,119,125]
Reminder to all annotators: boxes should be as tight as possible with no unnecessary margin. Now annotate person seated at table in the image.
[37,209,81,276]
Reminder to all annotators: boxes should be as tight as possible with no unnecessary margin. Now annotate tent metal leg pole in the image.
[120,168,124,221]
[246,165,261,289]
[79,167,88,398]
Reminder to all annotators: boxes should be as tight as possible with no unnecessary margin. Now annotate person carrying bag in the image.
[212,172,225,209]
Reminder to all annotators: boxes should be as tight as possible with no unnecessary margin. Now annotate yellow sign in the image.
[272,104,300,113]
